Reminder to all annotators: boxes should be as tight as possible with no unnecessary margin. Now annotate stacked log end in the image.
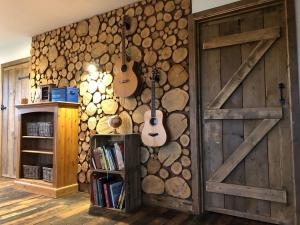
[30,0,191,200]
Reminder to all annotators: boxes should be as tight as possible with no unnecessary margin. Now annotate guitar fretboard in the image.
[121,21,126,66]
[151,78,156,118]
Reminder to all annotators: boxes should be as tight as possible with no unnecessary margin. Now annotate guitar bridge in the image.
[119,79,129,84]
[148,133,159,137]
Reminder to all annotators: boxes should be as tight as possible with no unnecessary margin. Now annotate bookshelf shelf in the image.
[17,178,53,187]
[21,150,53,155]
[89,134,141,214]
[22,136,54,139]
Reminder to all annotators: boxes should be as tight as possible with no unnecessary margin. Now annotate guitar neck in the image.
[151,79,156,118]
[121,24,126,66]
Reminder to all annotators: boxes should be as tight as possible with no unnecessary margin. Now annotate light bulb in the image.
[87,64,97,73]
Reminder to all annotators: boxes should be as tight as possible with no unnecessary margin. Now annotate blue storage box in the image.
[51,87,78,103]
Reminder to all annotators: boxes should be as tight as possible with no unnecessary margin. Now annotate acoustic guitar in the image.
[142,69,167,147]
[113,16,138,97]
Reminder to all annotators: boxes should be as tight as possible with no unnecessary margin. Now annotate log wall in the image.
[29,0,192,208]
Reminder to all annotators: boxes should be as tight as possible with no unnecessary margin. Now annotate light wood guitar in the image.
[113,16,138,97]
[142,69,167,147]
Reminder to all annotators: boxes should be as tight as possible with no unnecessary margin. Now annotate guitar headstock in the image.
[152,68,160,82]
[123,15,131,30]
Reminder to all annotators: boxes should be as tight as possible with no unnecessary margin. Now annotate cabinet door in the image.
[199,4,294,224]
[1,60,30,178]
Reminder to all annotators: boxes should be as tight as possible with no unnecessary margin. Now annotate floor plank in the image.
[0,178,271,225]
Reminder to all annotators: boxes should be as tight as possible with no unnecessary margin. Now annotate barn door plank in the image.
[1,70,9,177]
[204,107,282,120]
[209,119,280,183]
[206,182,287,203]
[13,69,21,178]
[241,12,270,216]
[203,26,280,49]
[264,7,294,221]
[208,38,278,109]
[14,69,26,177]
[201,24,224,209]
[7,69,17,178]
[219,20,245,211]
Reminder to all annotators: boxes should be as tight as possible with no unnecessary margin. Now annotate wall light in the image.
[87,64,97,73]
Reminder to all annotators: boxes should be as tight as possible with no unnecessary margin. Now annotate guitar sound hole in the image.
[150,118,157,126]
[121,64,128,72]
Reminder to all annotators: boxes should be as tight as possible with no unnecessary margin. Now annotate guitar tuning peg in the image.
[123,15,131,30]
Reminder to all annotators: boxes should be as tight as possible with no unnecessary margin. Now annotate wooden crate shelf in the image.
[93,169,125,175]
[15,102,79,198]
[89,134,141,213]
[90,205,126,214]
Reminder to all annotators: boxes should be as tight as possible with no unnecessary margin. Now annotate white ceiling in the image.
[0,0,139,64]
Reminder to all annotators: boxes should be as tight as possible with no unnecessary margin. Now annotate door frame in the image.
[0,57,30,177]
[188,0,299,216]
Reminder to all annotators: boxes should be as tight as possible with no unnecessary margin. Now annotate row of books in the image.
[92,143,124,171]
[91,174,125,209]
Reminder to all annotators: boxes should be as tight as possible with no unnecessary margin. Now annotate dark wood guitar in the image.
[113,16,138,97]
[142,69,167,147]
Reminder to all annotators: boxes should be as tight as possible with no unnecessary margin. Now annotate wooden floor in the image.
[0,178,270,225]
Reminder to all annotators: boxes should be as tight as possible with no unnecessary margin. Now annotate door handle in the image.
[1,105,7,111]
[278,83,285,106]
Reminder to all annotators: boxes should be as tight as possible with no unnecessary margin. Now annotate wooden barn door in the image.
[1,59,30,178]
[199,3,294,224]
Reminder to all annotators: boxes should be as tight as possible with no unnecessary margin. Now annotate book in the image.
[118,188,125,209]
[91,157,97,170]
[92,148,102,169]
[96,178,105,207]
[109,148,117,170]
[98,147,104,169]
[117,185,124,208]
[114,143,125,170]
[91,175,97,205]
[109,181,123,208]
[103,183,111,208]
[100,147,108,170]
[104,148,111,170]
[110,147,119,170]
[92,175,98,205]
[105,147,116,171]
[119,143,125,159]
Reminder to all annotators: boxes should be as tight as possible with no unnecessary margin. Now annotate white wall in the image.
[192,0,238,12]
[0,38,31,64]
[192,0,300,82]
[0,0,140,65]
[1,0,299,68]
